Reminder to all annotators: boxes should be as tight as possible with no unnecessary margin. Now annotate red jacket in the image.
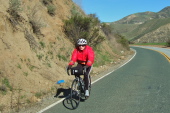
[69,45,95,66]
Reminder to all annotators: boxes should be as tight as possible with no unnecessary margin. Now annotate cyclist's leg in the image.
[84,65,92,90]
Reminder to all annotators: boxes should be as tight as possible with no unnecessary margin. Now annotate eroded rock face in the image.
[134,23,170,43]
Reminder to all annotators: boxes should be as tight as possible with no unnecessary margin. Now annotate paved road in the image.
[41,47,170,113]
[133,46,170,58]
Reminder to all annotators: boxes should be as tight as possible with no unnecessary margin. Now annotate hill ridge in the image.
[111,6,170,43]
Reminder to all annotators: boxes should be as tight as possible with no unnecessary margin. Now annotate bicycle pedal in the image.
[85,96,89,100]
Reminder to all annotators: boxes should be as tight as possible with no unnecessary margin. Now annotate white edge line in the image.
[37,98,65,113]
[38,48,137,113]
[92,48,136,84]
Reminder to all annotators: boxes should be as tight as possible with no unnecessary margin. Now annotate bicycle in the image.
[67,66,91,103]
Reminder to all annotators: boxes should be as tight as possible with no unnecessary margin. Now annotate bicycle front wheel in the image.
[70,79,81,102]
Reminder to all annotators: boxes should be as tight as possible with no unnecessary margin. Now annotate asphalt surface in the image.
[40,47,170,113]
[133,46,170,58]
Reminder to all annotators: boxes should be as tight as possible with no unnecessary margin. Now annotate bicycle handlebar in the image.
[67,66,87,76]
[67,68,70,75]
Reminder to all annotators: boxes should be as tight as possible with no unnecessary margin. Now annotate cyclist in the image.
[67,38,95,97]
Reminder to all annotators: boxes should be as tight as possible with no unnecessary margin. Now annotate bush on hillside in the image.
[7,0,24,31]
[42,0,53,5]
[88,14,101,26]
[7,0,22,21]
[101,23,112,36]
[114,33,130,50]
[166,39,170,47]
[41,0,56,16]
[64,14,105,47]
[47,4,56,16]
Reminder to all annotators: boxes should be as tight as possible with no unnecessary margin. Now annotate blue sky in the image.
[73,0,170,22]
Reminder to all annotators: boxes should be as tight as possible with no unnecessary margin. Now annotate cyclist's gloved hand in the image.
[67,65,72,70]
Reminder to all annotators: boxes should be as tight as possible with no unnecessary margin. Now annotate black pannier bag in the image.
[71,67,84,75]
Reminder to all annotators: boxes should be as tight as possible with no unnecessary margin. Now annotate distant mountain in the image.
[114,11,157,24]
[111,6,170,43]
[158,6,170,18]
[114,6,170,24]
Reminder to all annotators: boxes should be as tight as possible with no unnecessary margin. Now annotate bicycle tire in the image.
[70,79,81,102]
[79,78,86,100]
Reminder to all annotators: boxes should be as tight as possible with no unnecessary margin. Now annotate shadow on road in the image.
[54,88,71,98]
[54,88,85,110]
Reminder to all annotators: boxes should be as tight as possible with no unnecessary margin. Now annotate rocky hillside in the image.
[0,0,131,112]
[111,6,170,43]
[129,18,170,43]
[114,6,170,24]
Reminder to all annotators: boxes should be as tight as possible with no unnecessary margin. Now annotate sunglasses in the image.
[78,45,86,47]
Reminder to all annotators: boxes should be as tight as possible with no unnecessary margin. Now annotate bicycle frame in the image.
[66,66,91,109]
[67,66,91,99]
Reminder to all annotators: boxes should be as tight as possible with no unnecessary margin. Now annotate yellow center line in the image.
[156,51,170,62]
[146,48,170,63]
[131,46,170,62]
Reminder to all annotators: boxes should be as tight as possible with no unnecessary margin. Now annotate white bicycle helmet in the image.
[77,38,87,45]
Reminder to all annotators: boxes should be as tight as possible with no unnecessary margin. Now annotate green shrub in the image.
[39,41,46,48]
[46,63,51,68]
[71,5,82,16]
[166,39,170,47]
[23,72,28,76]
[35,92,42,98]
[114,33,130,50]
[2,78,13,91]
[17,63,22,69]
[28,65,35,71]
[101,23,112,36]
[37,54,44,60]
[8,0,22,20]
[57,55,67,61]
[41,0,56,16]
[64,14,105,47]
[47,4,56,16]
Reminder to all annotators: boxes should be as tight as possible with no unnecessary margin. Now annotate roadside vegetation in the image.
[166,40,170,47]
[63,14,105,47]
